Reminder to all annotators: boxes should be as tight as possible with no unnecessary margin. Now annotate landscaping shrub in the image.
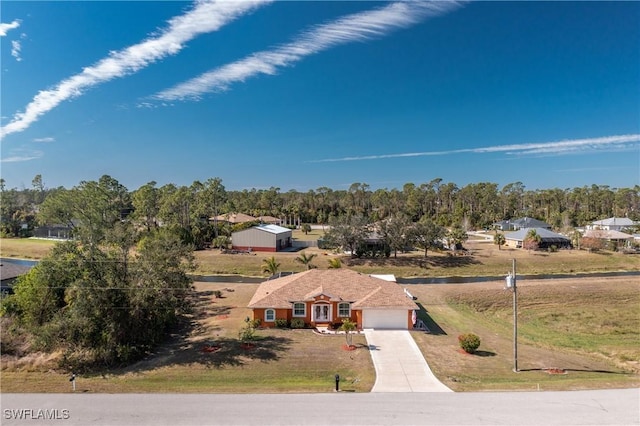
[458,333,481,354]
[238,323,256,343]
[274,318,288,328]
[250,318,261,328]
[213,290,223,298]
[290,318,305,329]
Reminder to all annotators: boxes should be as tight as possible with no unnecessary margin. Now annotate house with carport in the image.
[247,269,419,330]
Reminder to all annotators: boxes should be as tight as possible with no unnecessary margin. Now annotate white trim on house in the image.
[338,302,351,318]
[265,309,275,322]
[312,302,332,322]
[292,302,306,317]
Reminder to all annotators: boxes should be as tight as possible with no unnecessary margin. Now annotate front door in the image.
[313,303,331,323]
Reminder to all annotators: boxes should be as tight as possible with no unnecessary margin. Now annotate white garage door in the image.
[362,310,408,329]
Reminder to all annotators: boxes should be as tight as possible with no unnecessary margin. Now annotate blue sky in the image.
[1,1,639,192]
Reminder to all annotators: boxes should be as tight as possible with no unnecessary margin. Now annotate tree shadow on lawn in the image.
[415,302,447,336]
[345,254,481,269]
[187,290,232,321]
[426,255,481,269]
[174,335,293,369]
[519,367,628,374]
[121,332,293,374]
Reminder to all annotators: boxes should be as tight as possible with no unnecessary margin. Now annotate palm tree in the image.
[327,258,342,269]
[261,256,280,275]
[523,229,542,251]
[295,251,317,270]
[494,232,506,250]
[339,318,357,347]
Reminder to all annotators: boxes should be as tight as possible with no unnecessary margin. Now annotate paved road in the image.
[364,330,452,392]
[2,389,638,425]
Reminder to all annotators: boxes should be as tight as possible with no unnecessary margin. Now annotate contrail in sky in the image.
[153,1,463,101]
[308,134,640,162]
[0,0,271,140]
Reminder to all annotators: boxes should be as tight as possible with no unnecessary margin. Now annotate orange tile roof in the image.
[247,269,418,310]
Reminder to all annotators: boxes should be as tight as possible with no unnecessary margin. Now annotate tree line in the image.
[1,175,194,369]
[2,176,638,246]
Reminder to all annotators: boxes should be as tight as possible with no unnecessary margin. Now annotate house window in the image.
[265,309,275,322]
[293,302,306,317]
[338,302,350,318]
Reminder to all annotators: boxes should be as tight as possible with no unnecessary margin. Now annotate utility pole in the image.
[505,258,518,372]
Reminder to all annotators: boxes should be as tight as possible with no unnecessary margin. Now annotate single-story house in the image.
[248,269,419,330]
[1,261,33,295]
[583,229,633,248]
[257,216,282,225]
[232,224,292,252]
[505,227,571,249]
[210,213,257,224]
[494,217,552,231]
[586,217,636,232]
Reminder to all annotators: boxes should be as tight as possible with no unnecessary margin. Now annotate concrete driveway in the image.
[364,329,452,392]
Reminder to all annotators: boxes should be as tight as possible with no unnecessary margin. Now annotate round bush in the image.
[290,318,305,329]
[458,333,481,354]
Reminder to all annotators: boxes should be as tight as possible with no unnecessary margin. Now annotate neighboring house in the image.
[494,217,552,231]
[257,216,282,225]
[586,217,636,232]
[583,229,633,248]
[0,262,33,295]
[505,227,571,249]
[247,269,418,330]
[232,224,293,252]
[210,213,257,225]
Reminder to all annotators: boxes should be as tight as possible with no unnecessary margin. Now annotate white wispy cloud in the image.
[1,148,43,163]
[0,20,20,37]
[0,0,271,140]
[33,137,55,143]
[309,134,640,163]
[153,1,463,101]
[11,40,22,61]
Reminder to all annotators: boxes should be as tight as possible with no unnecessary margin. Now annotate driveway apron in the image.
[364,329,452,392]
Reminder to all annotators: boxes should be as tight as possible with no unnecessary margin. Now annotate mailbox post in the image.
[334,374,340,392]
[69,373,76,392]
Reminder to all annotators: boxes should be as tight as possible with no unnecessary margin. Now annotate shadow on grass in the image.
[473,350,497,357]
[120,334,293,374]
[345,253,481,269]
[415,302,447,336]
[519,367,629,374]
[188,335,293,368]
[426,255,482,269]
[112,290,293,375]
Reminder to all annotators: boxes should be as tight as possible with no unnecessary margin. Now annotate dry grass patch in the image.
[409,276,640,391]
[0,238,56,259]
